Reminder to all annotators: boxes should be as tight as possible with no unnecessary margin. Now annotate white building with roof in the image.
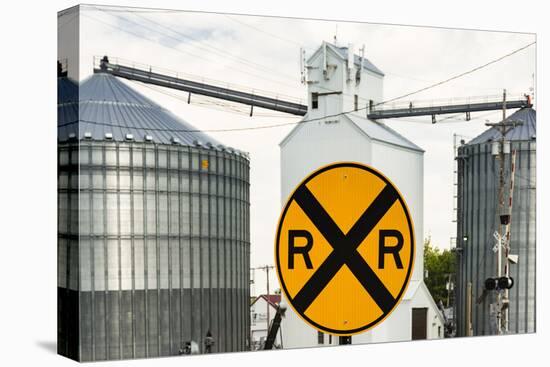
[278,41,444,348]
[250,295,282,350]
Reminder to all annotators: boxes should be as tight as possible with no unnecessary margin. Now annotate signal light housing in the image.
[498,276,514,290]
[485,276,514,291]
[485,278,497,290]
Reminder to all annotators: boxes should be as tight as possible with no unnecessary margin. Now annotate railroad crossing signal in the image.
[275,162,415,335]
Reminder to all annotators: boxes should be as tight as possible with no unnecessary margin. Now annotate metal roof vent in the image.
[144,134,153,142]
[216,144,225,151]
[206,142,214,149]
[84,132,92,139]
[171,137,181,145]
[125,133,134,141]
[68,132,77,140]
[105,132,113,140]
[532,134,536,140]
[193,139,204,147]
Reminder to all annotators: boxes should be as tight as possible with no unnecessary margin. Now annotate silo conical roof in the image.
[58,72,221,145]
[57,76,79,138]
[467,107,536,145]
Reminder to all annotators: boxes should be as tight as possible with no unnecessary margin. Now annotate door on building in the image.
[411,308,428,340]
[338,336,352,345]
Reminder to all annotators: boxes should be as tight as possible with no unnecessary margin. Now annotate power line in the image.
[223,13,531,92]
[88,5,531,109]
[102,8,384,107]
[75,11,534,134]
[382,41,536,105]
[130,11,301,83]
[84,6,181,14]
[107,38,534,132]
[88,7,383,105]
[224,14,309,49]
[59,105,514,134]
[85,7,304,92]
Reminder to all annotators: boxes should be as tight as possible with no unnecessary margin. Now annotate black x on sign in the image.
[275,162,415,335]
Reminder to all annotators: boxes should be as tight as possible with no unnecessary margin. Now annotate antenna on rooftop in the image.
[299,47,306,84]
[333,24,338,45]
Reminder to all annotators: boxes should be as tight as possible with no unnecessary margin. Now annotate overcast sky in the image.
[64,4,535,296]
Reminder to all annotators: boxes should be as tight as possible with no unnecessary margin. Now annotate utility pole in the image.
[503,149,516,332]
[253,265,274,338]
[485,89,522,334]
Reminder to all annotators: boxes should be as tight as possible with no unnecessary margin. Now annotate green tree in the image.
[424,237,456,307]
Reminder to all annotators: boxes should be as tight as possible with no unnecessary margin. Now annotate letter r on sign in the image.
[288,230,314,269]
[378,229,404,269]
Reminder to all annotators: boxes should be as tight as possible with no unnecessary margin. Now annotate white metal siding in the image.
[371,141,425,281]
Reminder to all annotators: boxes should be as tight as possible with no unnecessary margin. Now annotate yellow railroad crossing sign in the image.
[275,162,415,335]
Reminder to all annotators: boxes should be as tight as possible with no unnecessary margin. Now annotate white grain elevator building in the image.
[279,41,444,347]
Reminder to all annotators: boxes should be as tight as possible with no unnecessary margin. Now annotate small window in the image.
[354,94,358,111]
[312,92,319,109]
[317,331,324,345]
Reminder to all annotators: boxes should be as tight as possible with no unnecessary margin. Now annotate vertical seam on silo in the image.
[84,144,95,361]
[477,145,483,334]
[77,140,82,361]
[531,141,536,332]
[63,146,70,356]
[155,146,161,356]
[459,149,464,336]
[237,164,241,351]
[472,147,478,334]
[468,147,473,334]
[130,143,136,358]
[198,150,204,353]
[167,147,173,354]
[143,144,149,358]
[188,148,194,348]
[116,143,123,359]
[178,148,184,351]
[219,153,223,352]
[241,163,244,351]
[215,151,221,352]
[230,157,234,351]
[528,142,531,333]
[71,145,77,357]
[224,155,228,352]
[241,161,245,350]
[209,151,214,352]
[102,143,109,358]
[85,144,96,361]
[517,142,523,332]
[484,144,489,329]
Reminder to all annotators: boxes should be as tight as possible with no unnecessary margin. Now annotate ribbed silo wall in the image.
[455,139,535,337]
[58,140,250,361]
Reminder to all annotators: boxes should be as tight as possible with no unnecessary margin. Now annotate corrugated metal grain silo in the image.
[57,71,250,361]
[455,107,536,337]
